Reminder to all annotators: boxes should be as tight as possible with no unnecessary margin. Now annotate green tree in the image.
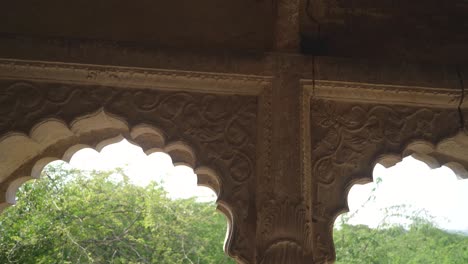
[0,163,234,264]
[334,220,468,264]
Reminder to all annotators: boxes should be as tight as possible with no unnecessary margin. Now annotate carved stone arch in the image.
[0,111,207,202]
[336,135,468,219]
[0,79,260,263]
[322,134,468,261]
[306,80,468,263]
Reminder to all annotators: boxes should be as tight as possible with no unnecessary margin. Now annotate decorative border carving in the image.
[303,80,465,108]
[301,85,313,207]
[0,59,271,95]
[256,85,273,201]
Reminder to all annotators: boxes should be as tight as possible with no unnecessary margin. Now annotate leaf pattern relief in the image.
[0,81,257,186]
[310,99,458,185]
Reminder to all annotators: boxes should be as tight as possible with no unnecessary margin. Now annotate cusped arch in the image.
[336,134,468,222]
[0,109,234,244]
[328,134,468,261]
[378,135,468,179]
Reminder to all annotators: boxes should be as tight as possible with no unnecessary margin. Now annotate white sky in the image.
[65,139,217,202]
[343,156,468,233]
[62,139,468,232]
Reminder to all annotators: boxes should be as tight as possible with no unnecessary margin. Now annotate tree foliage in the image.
[0,164,467,263]
[333,180,468,264]
[334,221,468,264]
[0,164,234,264]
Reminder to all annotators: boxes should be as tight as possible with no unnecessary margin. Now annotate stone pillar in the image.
[254,54,314,263]
[254,1,315,260]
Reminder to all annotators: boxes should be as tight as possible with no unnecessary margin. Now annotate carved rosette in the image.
[0,80,258,262]
[310,98,463,263]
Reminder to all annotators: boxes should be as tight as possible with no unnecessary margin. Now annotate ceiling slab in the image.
[1,0,274,51]
[302,0,468,63]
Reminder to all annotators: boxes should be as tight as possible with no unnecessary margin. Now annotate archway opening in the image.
[333,156,468,263]
[0,139,235,263]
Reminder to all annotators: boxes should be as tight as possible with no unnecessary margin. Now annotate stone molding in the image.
[0,58,271,95]
[303,80,465,108]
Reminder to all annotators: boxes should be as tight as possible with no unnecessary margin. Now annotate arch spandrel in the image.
[309,96,468,263]
[0,80,259,263]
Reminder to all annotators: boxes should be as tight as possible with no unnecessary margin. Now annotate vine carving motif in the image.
[311,100,459,185]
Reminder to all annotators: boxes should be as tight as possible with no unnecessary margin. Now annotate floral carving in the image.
[0,81,256,182]
[311,100,459,185]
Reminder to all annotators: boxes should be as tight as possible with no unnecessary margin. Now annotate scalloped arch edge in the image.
[330,133,468,256]
[0,109,226,215]
[376,134,468,179]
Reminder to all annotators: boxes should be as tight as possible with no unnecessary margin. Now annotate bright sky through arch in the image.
[342,156,468,233]
[67,139,217,202]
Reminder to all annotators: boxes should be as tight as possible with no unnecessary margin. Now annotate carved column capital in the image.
[254,54,315,263]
